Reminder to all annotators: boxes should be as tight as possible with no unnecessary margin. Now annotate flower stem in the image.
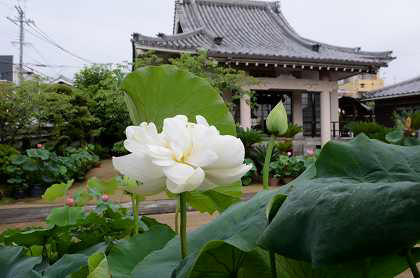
[179,192,188,259]
[263,136,275,190]
[132,195,140,235]
[269,251,277,278]
[406,248,420,278]
[175,196,180,235]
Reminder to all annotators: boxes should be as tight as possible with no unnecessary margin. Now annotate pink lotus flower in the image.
[287,151,292,157]
[36,144,44,149]
[307,149,315,156]
[101,194,110,202]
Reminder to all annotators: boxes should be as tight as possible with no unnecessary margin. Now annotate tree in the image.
[74,65,131,147]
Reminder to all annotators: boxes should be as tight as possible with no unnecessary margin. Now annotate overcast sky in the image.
[1,0,419,85]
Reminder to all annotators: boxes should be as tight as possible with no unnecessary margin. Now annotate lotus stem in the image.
[132,195,140,235]
[175,195,180,234]
[263,136,275,190]
[179,192,188,259]
[269,251,278,278]
[406,248,420,278]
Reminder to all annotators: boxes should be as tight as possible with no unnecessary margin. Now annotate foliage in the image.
[274,140,293,154]
[270,155,306,179]
[241,158,257,186]
[0,144,19,185]
[131,135,420,277]
[282,123,303,138]
[0,80,100,148]
[260,135,420,267]
[236,127,263,156]
[2,147,99,196]
[411,111,420,130]
[0,216,174,277]
[74,64,131,148]
[345,121,390,142]
[386,115,420,146]
[111,141,128,156]
[249,143,281,171]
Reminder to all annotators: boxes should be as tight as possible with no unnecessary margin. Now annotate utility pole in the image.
[7,5,32,84]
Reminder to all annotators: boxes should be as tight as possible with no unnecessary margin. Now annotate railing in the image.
[331,121,353,139]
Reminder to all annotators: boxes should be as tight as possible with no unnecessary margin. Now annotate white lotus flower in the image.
[112,115,251,195]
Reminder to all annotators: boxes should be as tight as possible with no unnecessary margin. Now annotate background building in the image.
[0,55,14,82]
[338,73,385,98]
[132,0,394,146]
[363,75,420,127]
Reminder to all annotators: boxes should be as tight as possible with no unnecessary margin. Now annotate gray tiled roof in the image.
[133,0,394,67]
[363,75,420,100]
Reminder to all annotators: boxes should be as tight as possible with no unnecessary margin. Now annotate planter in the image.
[13,190,27,199]
[30,185,45,197]
[269,177,280,187]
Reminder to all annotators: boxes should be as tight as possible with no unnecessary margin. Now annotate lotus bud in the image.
[101,194,110,202]
[66,197,74,207]
[266,101,288,135]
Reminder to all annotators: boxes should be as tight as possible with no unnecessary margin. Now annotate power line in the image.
[27,22,93,64]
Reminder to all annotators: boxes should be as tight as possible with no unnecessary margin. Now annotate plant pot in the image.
[30,185,45,197]
[282,176,295,185]
[13,190,27,199]
[269,177,280,187]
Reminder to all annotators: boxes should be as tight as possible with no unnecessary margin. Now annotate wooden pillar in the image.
[292,93,303,138]
[330,89,340,138]
[292,93,303,126]
[321,90,331,146]
[240,95,252,129]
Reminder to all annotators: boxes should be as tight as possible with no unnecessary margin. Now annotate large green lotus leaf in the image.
[174,242,272,278]
[3,227,52,247]
[39,242,107,278]
[185,182,241,214]
[132,189,284,277]
[122,65,236,136]
[274,248,420,278]
[107,218,175,278]
[0,246,41,278]
[46,207,85,227]
[259,134,420,266]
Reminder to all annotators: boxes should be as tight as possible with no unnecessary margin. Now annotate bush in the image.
[241,158,257,186]
[282,123,303,138]
[0,144,19,185]
[345,121,391,142]
[236,127,263,156]
[111,141,129,156]
[249,143,281,172]
[2,147,99,197]
[270,155,306,179]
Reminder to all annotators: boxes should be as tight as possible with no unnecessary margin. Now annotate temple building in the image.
[132,0,394,145]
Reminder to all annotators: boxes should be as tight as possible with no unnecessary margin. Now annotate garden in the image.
[0,53,420,277]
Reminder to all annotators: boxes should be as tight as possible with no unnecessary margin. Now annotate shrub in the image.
[282,123,303,138]
[345,121,390,142]
[411,112,420,130]
[2,147,99,197]
[236,127,263,156]
[275,140,293,154]
[0,144,19,185]
[111,141,129,156]
[270,155,306,179]
[249,143,281,171]
[241,158,257,186]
